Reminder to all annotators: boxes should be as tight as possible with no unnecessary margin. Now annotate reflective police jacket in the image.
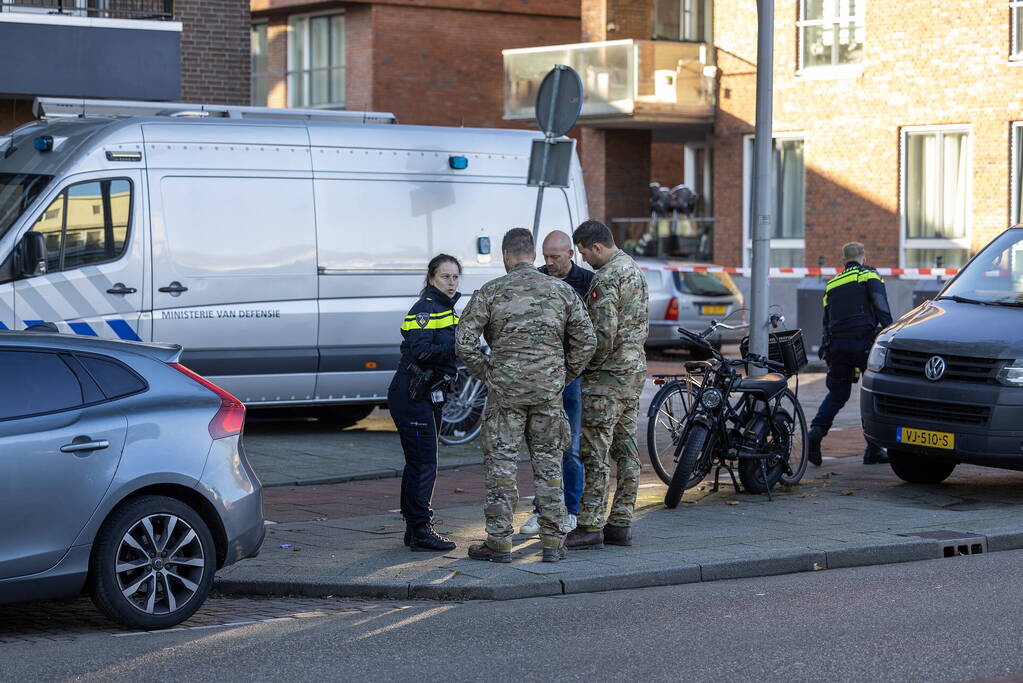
[822,262,894,346]
[399,285,460,377]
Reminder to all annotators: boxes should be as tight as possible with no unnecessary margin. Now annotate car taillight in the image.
[168,363,246,440]
[665,297,679,321]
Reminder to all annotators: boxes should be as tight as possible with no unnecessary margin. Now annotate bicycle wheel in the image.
[665,422,709,509]
[777,389,808,485]
[439,367,487,445]
[737,405,801,493]
[647,380,693,485]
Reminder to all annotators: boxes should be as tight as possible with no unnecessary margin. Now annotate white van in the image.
[0,98,587,424]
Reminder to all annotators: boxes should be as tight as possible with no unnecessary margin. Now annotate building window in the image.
[798,0,864,70]
[652,0,711,42]
[901,127,971,269]
[742,135,806,268]
[287,13,345,108]
[1013,1,1023,59]
[1013,123,1023,224]
[251,22,268,107]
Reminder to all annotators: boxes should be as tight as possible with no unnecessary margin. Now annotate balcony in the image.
[0,1,181,100]
[503,39,716,130]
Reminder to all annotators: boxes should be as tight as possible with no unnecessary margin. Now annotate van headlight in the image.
[701,388,723,409]
[866,344,888,372]
[997,359,1023,386]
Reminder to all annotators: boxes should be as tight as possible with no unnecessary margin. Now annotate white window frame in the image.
[1011,122,1023,225]
[286,10,345,109]
[796,0,865,76]
[741,132,806,271]
[1012,1,1023,61]
[652,0,713,43]
[683,143,712,216]
[251,21,269,107]
[899,124,973,272]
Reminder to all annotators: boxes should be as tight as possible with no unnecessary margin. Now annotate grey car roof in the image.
[0,330,181,363]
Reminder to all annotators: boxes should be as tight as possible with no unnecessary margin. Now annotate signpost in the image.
[529,65,583,242]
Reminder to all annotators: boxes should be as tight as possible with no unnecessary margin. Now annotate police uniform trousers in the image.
[388,370,442,525]
[812,336,874,433]
[577,371,644,532]
[480,397,570,551]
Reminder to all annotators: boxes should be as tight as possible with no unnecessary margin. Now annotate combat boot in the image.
[409,523,456,552]
[863,444,890,465]
[603,525,633,547]
[541,540,567,563]
[467,541,512,563]
[565,527,604,549]
[808,425,826,466]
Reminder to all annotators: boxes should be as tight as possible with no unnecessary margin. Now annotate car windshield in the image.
[673,270,737,297]
[0,173,52,242]
[941,229,1023,305]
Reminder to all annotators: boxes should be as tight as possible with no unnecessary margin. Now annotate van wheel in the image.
[888,449,956,484]
[312,405,375,429]
[90,495,216,630]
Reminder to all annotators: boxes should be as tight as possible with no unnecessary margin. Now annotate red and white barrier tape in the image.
[640,265,961,278]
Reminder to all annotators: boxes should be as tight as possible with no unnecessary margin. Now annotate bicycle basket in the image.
[739,328,808,376]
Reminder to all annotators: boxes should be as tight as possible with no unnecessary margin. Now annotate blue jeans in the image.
[534,377,584,516]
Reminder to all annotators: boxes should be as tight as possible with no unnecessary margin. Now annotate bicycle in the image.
[438,363,487,445]
[662,320,809,507]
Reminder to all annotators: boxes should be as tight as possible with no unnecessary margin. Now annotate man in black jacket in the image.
[809,242,894,466]
[518,230,594,537]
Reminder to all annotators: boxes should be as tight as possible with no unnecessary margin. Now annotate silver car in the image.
[0,329,264,629]
[640,259,746,352]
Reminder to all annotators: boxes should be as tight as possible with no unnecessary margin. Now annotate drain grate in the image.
[900,530,987,557]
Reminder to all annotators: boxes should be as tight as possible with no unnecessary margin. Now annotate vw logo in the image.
[924,355,947,381]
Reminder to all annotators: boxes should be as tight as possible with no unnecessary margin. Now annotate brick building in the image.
[0,0,250,132]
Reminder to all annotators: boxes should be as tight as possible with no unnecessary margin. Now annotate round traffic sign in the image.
[535,65,583,137]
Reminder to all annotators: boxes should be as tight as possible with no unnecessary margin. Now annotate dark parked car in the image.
[862,227,1023,483]
[0,330,264,629]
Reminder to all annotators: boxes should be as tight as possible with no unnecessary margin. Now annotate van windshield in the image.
[940,229,1023,306]
[0,173,52,242]
[673,271,737,297]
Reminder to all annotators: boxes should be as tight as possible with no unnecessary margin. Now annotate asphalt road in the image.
[6,549,1023,682]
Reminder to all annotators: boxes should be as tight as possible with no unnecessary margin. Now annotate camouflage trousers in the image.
[481,397,571,551]
[577,390,642,531]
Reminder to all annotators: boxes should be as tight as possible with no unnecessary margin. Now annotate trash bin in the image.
[797,277,828,357]
[912,278,945,308]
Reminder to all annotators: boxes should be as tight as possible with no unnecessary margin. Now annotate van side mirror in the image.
[16,231,47,278]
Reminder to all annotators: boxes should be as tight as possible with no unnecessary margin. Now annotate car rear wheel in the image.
[888,449,956,484]
[90,495,216,630]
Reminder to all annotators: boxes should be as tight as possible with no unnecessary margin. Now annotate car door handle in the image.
[60,439,110,454]
[158,281,188,294]
[106,283,137,295]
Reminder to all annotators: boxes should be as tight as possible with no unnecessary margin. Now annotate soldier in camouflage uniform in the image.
[566,220,649,549]
[455,228,596,563]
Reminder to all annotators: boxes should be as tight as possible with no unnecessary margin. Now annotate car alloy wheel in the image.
[115,513,205,616]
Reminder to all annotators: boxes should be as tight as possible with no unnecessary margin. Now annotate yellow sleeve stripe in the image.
[401,316,459,331]
[403,310,457,321]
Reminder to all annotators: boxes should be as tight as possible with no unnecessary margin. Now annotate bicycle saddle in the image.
[736,373,788,398]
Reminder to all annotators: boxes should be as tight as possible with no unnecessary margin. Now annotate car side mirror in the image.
[16,231,47,278]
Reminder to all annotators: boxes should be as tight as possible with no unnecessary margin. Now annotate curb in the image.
[214,531,1023,602]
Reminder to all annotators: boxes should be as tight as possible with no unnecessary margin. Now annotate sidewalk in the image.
[218,446,1023,601]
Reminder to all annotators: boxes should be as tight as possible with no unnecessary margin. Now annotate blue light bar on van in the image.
[449,155,468,170]
[33,136,53,152]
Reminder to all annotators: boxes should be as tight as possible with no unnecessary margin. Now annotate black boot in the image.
[808,425,826,466]
[863,444,890,465]
[409,523,456,552]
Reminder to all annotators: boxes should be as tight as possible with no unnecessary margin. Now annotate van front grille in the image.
[875,394,990,426]
[885,348,1000,384]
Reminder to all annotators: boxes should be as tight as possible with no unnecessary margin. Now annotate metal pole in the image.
[748,0,775,375]
[532,66,565,243]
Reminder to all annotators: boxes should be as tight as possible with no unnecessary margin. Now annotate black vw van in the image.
[861,227,1023,483]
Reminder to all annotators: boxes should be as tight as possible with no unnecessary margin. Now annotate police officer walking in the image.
[388,254,462,552]
[455,228,596,563]
[809,242,893,466]
[566,220,649,550]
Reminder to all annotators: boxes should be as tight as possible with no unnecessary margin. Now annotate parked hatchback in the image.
[862,226,1023,483]
[0,330,264,629]
[640,259,746,352]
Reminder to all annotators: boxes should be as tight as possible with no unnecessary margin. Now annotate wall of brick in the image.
[0,99,34,134]
[713,0,1023,269]
[651,141,685,187]
[177,0,251,104]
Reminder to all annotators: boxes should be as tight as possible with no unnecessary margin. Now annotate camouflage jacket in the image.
[455,262,596,406]
[583,249,649,394]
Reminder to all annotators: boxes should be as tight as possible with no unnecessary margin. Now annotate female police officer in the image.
[388,254,462,551]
